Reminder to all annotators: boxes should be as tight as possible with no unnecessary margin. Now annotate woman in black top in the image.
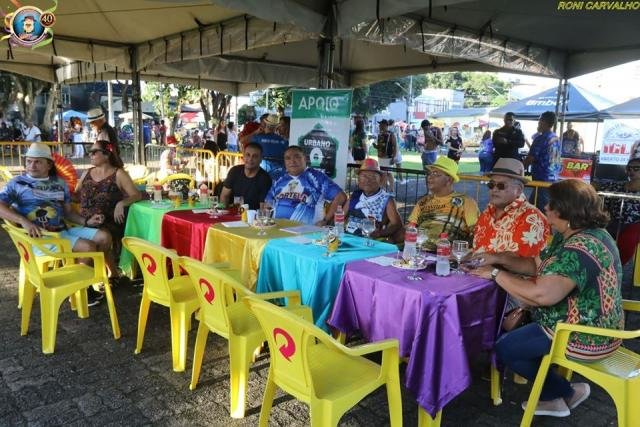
[446,126,464,162]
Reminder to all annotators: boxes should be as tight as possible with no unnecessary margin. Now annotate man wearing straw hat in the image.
[87,108,119,156]
[408,156,479,246]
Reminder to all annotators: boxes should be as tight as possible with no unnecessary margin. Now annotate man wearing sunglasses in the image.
[473,158,550,258]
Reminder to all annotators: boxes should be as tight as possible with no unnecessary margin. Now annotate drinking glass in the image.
[323,226,339,257]
[416,228,428,253]
[407,252,424,281]
[452,240,470,274]
[256,208,271,236]
[361,217,376,247]
[209,195,220,218]
[233,196,244,212]
[145,185,154,203]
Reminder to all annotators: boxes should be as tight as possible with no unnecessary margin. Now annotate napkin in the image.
[191,209,210,214]
[366,256,396,267]
[286,236,313,245]
[280,225,323,234]
[221,221,249,228]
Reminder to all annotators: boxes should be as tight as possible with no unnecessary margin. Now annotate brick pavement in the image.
[0,226,636,426]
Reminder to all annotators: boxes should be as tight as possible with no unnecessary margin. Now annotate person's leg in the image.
[496,323,573,401]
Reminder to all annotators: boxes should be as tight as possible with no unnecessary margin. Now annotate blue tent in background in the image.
[489,83,613,122]
[62,110,87,121]
[599,97,640,118]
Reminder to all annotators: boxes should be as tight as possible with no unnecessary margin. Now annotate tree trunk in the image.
[121,83,130,113]
[199,90,211,128]
[41,86,57,138]
[210,91,232,122]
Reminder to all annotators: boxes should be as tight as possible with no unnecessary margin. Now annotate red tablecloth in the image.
[161,210,241,260]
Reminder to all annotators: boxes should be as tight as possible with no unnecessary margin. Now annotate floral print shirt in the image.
[473,194,550,257]
[597,180,640,226]
[534,229,624,360]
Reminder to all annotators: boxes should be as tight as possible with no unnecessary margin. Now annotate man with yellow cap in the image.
[407,156,479,245]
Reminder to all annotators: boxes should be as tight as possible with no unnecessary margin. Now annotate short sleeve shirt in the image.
[0,175,70,230]
[534,229,624,360]
[266,168,342,225]
[529,130,561,182]
[473,194,550,257]
[408,192,479,243]
[598,181,640,226]
[222,165,272,210]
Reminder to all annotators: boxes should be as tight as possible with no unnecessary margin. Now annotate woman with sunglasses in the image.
[596,157,640,265]
[466,179,623,418]
[76,140,141,288]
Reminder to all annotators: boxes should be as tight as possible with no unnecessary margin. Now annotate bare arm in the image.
[316,191,347,226]
[220,186,232,206]
[0,200,41,237]
[494,269,575,307]
[468,251,539,276]
[114,169,142,224]
[371,198,402,239]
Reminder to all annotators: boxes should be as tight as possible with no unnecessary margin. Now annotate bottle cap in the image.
[439,233,448,238]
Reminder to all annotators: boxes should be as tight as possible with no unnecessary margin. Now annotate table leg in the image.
[490,364,502,405]
[417,407,441,427]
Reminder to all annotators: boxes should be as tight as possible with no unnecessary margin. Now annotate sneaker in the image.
[87,287,104,307]
[521,397,570,417]
[564,383,590,410]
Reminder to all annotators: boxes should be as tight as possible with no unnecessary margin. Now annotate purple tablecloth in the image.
[327,258,504,417]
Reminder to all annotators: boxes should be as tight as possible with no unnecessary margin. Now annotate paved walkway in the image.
[0,226,636,426]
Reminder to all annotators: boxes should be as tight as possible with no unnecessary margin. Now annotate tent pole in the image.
[318,8,336,89]
[130,46,144,165]
[55,83,63,144]
[107,81,114,126]
[557,78,568,138]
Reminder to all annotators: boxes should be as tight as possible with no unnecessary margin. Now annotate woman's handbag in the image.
[502,307,530,331]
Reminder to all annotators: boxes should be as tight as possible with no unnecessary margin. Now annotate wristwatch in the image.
[490,268,501,280]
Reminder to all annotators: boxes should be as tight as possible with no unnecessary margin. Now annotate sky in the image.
[500,60,640,105]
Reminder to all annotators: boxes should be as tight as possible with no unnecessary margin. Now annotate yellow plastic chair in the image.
[122,237,199,372]
[4,225,121,354]
[634,242,640,287]
[178,257,313,418]
[3,219,71,309]
[243,296,403,427]
[521,299,640,427]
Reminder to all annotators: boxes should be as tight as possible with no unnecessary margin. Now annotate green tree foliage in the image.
[352,75,427,117]
[255,88,292,112]
[424,72,511,107]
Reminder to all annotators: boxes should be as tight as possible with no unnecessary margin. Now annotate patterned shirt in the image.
[529,130,561,182]
[266,168,342,225]
[534,229,624,360]
[408,192,479,243]
[0,174,70,231]
[473,194,550,257]
[597,181,640,226]
[345,188,392,235]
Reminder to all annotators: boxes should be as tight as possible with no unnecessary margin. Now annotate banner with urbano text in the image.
[290,89,353,188]
[597,118,640,165]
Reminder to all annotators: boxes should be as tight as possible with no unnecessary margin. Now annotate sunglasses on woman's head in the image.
[487,181,509,190]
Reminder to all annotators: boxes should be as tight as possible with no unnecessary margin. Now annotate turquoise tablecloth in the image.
[256,234,397,330]
[118,200,203,277]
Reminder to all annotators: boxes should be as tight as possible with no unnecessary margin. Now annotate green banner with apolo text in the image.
[290,89,353,187]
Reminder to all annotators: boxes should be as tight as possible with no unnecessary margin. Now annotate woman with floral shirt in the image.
[466,179,623,418]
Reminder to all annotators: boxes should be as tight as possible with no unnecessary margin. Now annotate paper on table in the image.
[191,209,210,214]
[366,256,396,267]
[286,235,313,245]
[221,221,249,228]
[280,224,323,234]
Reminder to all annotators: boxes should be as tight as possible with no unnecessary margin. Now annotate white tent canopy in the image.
[0,0,638,92]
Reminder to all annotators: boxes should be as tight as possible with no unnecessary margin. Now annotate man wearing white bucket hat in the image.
[87,108,119,156]
[0,143,112,305]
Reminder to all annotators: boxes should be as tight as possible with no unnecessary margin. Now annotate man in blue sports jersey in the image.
[266,146,347,225]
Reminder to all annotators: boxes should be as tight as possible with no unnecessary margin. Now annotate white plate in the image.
[391,259,429,270]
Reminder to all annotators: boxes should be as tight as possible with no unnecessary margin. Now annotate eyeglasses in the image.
[627,166,640,172]
[89,149,106,155]
[428,172,447,178]
[487,181,510,190]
